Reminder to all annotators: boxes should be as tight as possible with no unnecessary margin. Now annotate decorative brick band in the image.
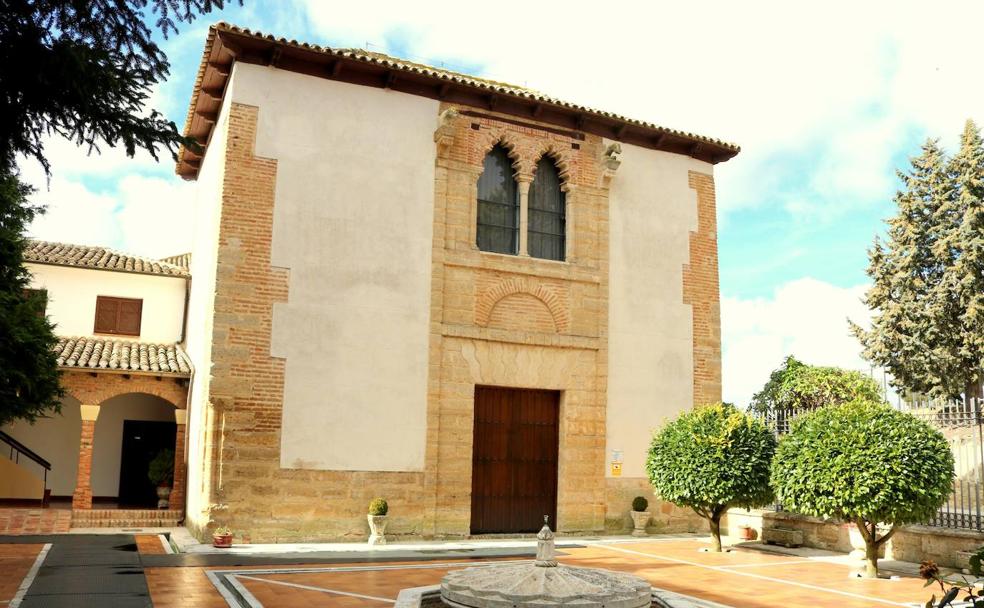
[682,171,722,406]
[61,371,188,409]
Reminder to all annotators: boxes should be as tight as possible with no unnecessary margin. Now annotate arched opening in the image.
[92,393,176,508]
[477,144,519,255]
[528,155,566,261]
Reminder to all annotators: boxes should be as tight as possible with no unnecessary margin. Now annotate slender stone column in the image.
[518,178,531,256]
[170,409,187,511]
[72,405,100,510]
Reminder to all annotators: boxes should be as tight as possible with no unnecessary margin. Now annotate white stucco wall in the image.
[229,63,437,472]
[184,80,232,521]
[25,263,186,342]
[91,393,176,497]
[2,398,81,496]
[606,142,712,478]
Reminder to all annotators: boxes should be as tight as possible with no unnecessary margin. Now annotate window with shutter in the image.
[94,296,142,336]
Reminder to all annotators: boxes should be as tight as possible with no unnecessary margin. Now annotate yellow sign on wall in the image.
[610,461,622,477]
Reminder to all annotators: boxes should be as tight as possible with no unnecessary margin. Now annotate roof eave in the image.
[177,24,740,179]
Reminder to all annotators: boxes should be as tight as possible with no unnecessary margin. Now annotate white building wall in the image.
[229,63,437,472]
[26,263,186,343]
[606,142,712,478]
[2,399,81,496]
[184,81,233,523]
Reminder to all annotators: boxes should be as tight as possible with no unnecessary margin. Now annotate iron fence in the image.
[754,396,984,531]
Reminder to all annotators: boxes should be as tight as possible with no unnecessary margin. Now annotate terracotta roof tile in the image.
[25,240,189,278]
[54,337,192,376]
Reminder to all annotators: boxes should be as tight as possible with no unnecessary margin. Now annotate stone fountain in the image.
[439,517,652,607]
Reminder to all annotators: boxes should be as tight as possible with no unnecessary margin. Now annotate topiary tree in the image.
[368,497,388,516]
[772,398,954,578]
[646,403,776,551]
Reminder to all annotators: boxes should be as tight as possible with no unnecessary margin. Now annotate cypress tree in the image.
[853,131,983,400]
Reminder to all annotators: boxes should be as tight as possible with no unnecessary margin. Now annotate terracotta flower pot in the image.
[630,510,650,537]
[368,514,388,545]
[212,533,233,548]
[737,525,755,541]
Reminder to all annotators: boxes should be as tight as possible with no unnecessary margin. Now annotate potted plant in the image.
[367,497,388,545]
[212,526,233,548]
[736,523,755,541]
[147,449,174,510]
[630,496,650,537]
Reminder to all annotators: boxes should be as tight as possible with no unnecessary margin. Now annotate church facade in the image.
[177,23,738,541]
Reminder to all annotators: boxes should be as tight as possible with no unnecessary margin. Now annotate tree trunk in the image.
[863,538,879,578]
[708,514,723,552]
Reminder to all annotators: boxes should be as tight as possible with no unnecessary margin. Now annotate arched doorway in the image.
[92,393,176,508]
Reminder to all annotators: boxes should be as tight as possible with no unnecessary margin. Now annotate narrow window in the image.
[476,146,519,255]
[528,157,566,261]
[94,296,143,336]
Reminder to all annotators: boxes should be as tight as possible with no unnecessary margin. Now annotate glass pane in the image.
[530,233,564,261]
[478,147,517,205]
[529,158,564,213]
[529,209,564,235]
[477,145,518,254]
[477,224,517,254]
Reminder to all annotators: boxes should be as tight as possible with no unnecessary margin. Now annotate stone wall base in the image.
[723,508,984,569]
[605,477,703,534]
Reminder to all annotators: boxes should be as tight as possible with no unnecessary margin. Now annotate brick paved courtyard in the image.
[0,535,949,607]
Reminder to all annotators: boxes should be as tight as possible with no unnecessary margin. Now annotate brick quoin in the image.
[682,171,723,406]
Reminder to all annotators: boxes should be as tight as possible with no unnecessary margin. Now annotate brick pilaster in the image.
[72,405,100,510]
[683,171,722,406]
[170,410,187,511]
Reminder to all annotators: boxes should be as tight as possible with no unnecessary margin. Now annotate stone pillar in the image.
[72,405,100,510]
[171,409,188,511]
[518,178,531,256]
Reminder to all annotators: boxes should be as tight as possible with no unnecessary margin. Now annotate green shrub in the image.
[646,403,776,551]
[772,398,954,578]
[631,496,649,512]
[368,497,388,516]
[751,355,883,414]
[147,449,174,486]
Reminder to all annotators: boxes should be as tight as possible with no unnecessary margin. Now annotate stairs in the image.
[70,508,183,528]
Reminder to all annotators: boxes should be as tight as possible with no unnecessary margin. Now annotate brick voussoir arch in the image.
[475,278,570,333]
[60,371,188,408]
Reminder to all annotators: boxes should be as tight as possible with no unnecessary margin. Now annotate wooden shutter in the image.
[94,296,142,336]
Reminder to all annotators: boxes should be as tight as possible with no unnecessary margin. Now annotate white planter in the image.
[848,523,887,561]
[368,514,388,545]
[156,485,172,510]
[630,510,650,537]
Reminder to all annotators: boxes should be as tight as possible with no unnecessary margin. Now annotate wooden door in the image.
[471,386,559,534]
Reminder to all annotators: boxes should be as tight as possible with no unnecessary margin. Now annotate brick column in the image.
[72,405,100,510]
[170,409,187,511]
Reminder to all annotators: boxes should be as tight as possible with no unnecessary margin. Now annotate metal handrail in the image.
[0,429,51,470]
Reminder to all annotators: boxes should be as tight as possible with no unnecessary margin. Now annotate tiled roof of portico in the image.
[25,240,190,278]
[54,337,192,376]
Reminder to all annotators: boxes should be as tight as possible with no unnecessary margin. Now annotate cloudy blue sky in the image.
[21,1,984,405]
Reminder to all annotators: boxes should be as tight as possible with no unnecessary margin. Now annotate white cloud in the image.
[298,0,984,217]
[23,139,194,259]
[721,277,891,407]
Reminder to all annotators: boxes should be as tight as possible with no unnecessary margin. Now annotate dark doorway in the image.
[118,420,176,508]
[471,386,559,534]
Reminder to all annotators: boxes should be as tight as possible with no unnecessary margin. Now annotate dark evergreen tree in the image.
[852,139,966,398]
[0,174,62,426]
[0,0,235,424]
